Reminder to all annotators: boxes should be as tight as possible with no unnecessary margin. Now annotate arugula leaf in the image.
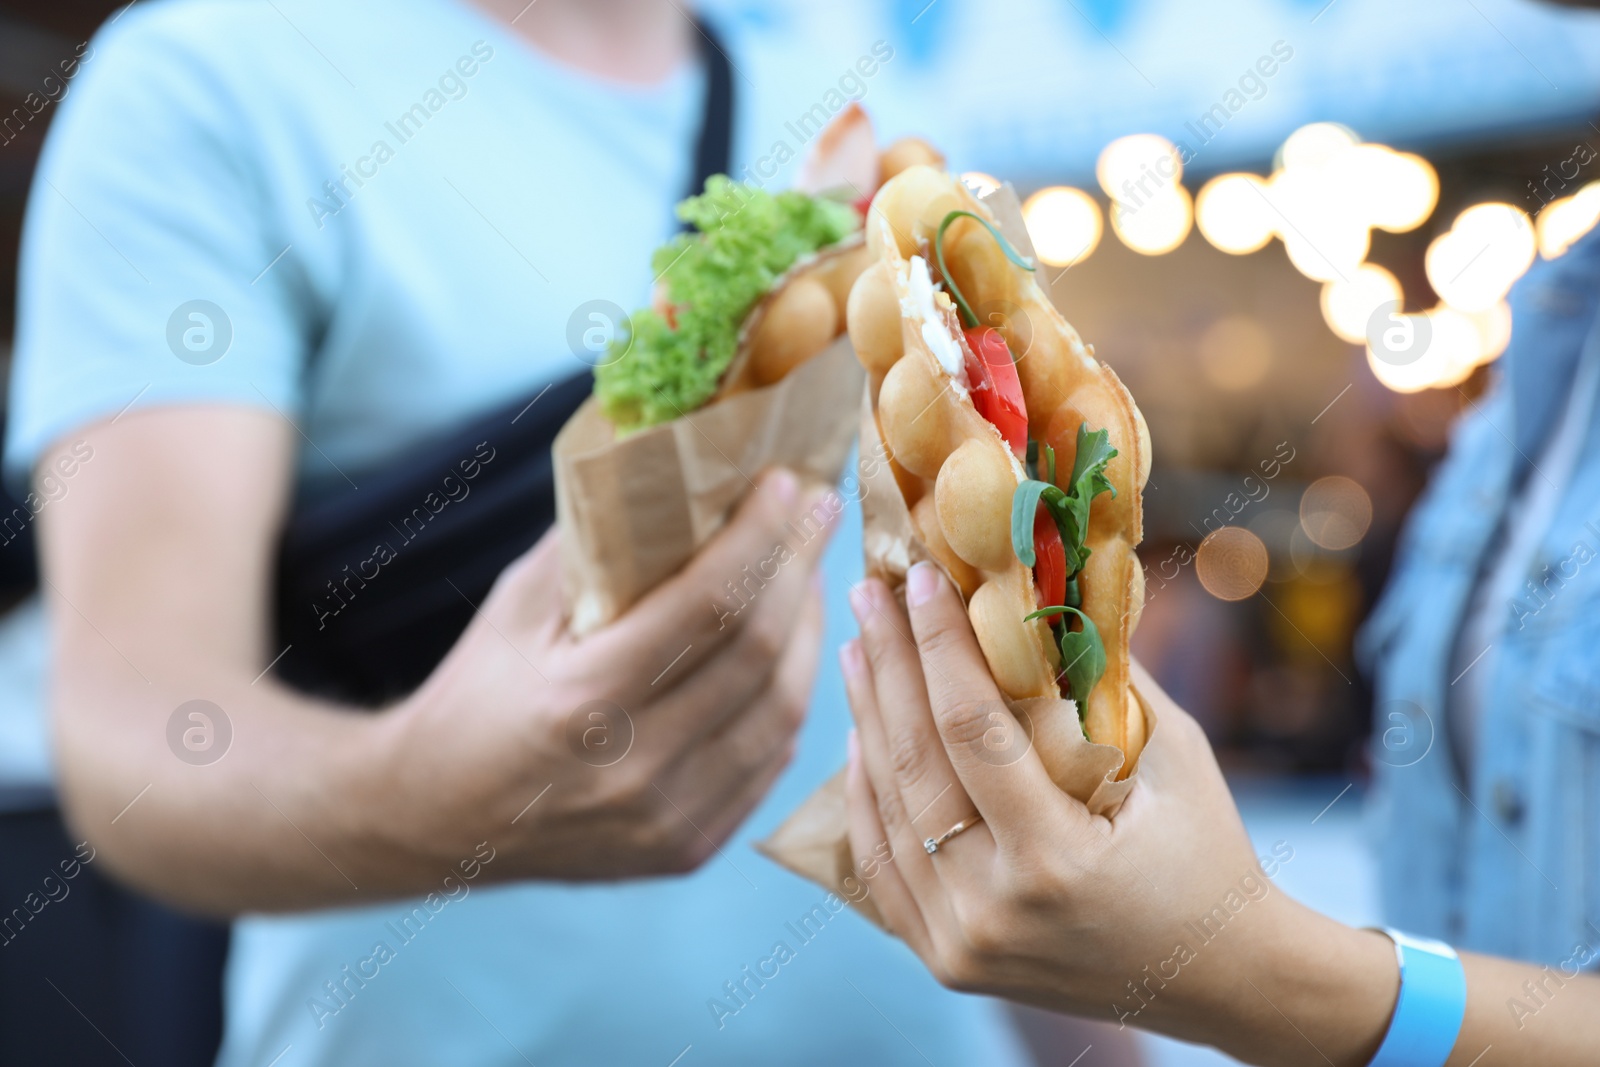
[1022,605,1106,715]
[1059,425,1117,556]
[1010,478,1061,567]
[1012,424,1120,711]
[1069,425,1118,490]
[933,209,1036,329]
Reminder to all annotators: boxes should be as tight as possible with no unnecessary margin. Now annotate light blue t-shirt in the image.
[5,2,1028,1063]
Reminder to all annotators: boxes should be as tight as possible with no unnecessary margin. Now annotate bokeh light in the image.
[1022,186,1103,268]
[1196,526,1270,601]
[1277,122,1359,171]
[1425,202,1536,312]
[1110,184,1193,256]
[1349,146,1438,234]
[1364,304,1488,393]
[1321,263,1403,344]
[1195,173,1275,254]
[1268,164,1370,282]
[1097,134,1183,200]
[1536,182,1600,258]
[1299,476,1373,550]
[1207,126,1438,286]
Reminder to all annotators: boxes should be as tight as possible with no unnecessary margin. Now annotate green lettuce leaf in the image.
[593,177,858,432]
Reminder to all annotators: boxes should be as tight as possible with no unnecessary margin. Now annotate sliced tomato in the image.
[1032,507,1067,611]
[962,326,1028,459]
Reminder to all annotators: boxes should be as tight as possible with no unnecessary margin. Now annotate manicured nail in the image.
[848,582,873,624]
[765,468,799,506]
[839,638,863,679]
[906,561,942,607]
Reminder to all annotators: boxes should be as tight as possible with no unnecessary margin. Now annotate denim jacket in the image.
[1359,227,1600,968]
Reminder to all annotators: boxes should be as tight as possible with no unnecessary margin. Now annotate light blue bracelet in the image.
[1366,927,1467,1067]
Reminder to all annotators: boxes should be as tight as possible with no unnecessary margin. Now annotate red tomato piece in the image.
[1032,507,1067,610]
[962,326,1028,458]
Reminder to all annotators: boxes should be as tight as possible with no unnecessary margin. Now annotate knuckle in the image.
[885,729,935,795]
[648,813,699,870]
[873,780,911,835]
[957,906,1009,960]
[938,945,987,992]
[1002,862,1058,912]
[770,688,807,735]
[669,833,715,874]
[739,612,787,664]
[935,696,1002,750]
[724,723,771,775]
[916,608,971,659]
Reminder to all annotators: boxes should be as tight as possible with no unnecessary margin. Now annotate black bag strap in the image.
[269,19,736,704]
[687,18,735,208]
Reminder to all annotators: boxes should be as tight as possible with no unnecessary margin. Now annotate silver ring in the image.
[923,814,983,854]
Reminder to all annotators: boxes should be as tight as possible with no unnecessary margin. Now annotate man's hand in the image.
[386,466,834,881]
[43,406,834,913]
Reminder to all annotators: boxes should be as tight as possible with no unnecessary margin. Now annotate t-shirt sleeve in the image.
[5,8,314,489]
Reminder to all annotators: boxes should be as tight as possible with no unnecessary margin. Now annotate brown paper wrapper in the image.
[554,334,864,635]
[754,340,1157,931]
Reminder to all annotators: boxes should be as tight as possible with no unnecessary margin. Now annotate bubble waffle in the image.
[846,166,1152,770]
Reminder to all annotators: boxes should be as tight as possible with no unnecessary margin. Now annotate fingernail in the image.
[839,638,862,679]
[847,728,859,768]
[765,468,799,507]
[906,561,942,607]
[848,582,873,624]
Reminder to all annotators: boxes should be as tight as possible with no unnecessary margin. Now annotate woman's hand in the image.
[841,562,1399,1066]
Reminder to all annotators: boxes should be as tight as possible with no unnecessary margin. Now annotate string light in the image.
[1022,186,1103,268]
[1099,135,1191,255]
[1196,173,1275,254]
[1425,203,1536,313]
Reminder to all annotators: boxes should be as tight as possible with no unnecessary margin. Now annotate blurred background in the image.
[4,0,1599,1063]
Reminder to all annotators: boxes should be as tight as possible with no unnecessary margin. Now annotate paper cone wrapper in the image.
[554,336,864,635]
[754,386,1156,930]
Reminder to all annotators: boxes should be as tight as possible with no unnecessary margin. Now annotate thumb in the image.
[483,528,566,635]
[1128,657,1223,791]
